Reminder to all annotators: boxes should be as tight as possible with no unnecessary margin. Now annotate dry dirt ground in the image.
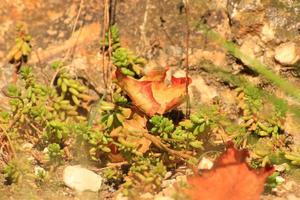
[1,0,300,199]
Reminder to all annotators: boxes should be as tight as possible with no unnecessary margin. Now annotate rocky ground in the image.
[1,0,300,199]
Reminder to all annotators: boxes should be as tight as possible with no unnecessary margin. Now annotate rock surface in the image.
[274,42,300,65]
[63,165,102,192]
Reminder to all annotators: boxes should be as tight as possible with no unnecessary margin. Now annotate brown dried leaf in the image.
[185,145,274,200]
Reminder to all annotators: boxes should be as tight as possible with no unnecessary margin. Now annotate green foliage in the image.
[102,167,124,187]
[100,25,146,77]
[100,25,121,50]
[34,166,48,185]
[47,143,63,163]
[150,115,174,139]
[56,68,90,107]
[99,100,131,130]
[201,62,294,119]
[115,137,143,159]
[113,90,128,105]
[265,172,284,192]
[6,25,32,64]
[3,24,300,196]
[73,123,112,161]
[123,157,167,196]
[285,150,300,166]
[50,60,64,70]
[150,115,205,151]
[196,23,300,103]
[44,121,69,144]
[2,161,21,184]
[112,48,146,77]
[0,111,10,123]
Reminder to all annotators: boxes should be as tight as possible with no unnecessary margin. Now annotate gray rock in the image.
[63,165,102,192]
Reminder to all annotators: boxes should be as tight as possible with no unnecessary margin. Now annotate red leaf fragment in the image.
[114,66,192,116]
[185,145,274,200]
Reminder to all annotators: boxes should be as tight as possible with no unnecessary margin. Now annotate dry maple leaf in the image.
[114,67,191,116]
[185,144,274,200]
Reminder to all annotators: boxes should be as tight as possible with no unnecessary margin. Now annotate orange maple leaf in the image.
[114,67,191,116]
[185,144,274,200]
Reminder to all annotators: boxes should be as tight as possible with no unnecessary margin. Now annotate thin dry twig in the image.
[0,124,16,159]
[184,0,191,118]
[141,131,193,160]
[101,0,110,89]
[63,0,84,61]
[117,129,193,160]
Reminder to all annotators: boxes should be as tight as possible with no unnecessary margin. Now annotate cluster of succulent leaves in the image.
[72,123,112,161]
[100,25,121,50]
[8,66,70,137]
[55,64,90,108]
[233,87,300,169]
[98,100,130,131]
[122,157,167,196]
[149,114,207,151]
[3,160,21,185]
[0,63,110,183]
[100,25,146,77]
[265,172,285,192]
[112,48,146,77]
[6,25,31,64]
[100,26,146,77]
[102,156,167,196]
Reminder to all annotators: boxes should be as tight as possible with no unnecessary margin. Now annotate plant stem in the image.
[184,0,191,118]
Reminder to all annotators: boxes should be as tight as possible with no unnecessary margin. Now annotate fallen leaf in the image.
[114,67,191,116]
[121,112,151,154]
[185,144,274,200]
[108,112,151,162]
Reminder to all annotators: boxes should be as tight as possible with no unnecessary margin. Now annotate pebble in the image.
[63,165,103,192]
[47,29,58,36]
[198,157,214,170]
[22,142,34,151]
[274,42,300,65]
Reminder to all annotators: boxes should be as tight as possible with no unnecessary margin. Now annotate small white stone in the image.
[63,165,102,192]
[275,176,285,184]
[22,142,33,151]
[198,157,214,170]
[34,166,46,176]
[275,42,300,65]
